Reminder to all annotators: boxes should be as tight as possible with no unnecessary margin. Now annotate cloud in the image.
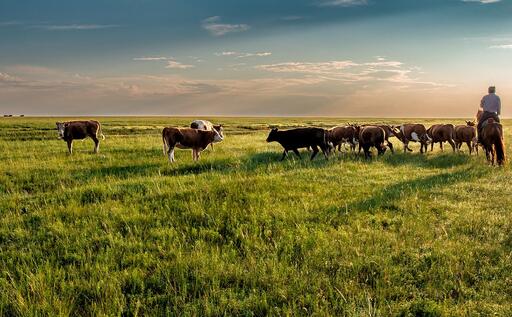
[215,51,272,58]
[256,58,451,88]
[202,16,250,36]
[132,57,195,69]
[489,44,512,49]
[133,57,173,61]
[315,0,368,7]
[165,61,195,69]
[35,24,119,30]
[256,61,358,74]
[461,0,501,3]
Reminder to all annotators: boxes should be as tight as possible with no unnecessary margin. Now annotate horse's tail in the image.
[495,133,506,166]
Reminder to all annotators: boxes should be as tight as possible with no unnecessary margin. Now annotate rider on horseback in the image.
[478,86,501,143]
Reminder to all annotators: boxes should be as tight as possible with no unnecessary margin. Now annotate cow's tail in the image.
[97,122,106,140]
[162,131,168,156]
[495,133,506,166]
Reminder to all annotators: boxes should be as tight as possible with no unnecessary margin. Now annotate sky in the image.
[0,0,511,117]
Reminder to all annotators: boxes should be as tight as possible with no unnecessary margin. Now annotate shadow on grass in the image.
[74,163,161,180]
[160,158,236,176]
[347,167,489,213]
[381,152,472,169]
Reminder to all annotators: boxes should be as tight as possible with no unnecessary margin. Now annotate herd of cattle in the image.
[55,119,483,162]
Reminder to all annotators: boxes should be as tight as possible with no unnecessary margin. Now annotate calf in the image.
[355,125,387,159]
[266,127,329,161]
[326,126,358,155]
[56,120,105,154]
[190,120,224,150]
[162,127,223,162]
[427,124,456,152]
[454,121,478,154]
[392,124,431,153]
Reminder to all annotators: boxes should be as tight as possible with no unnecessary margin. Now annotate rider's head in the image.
[488,86,496,94]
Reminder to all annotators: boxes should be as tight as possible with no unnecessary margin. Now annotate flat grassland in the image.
[0,117,511,316]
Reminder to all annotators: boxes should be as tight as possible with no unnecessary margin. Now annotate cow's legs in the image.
[320,144,329,160]
[448,139,456,152]
[466,141,471,154]
[440,142,444,152]
[280,150,288,161]
[431,142,434,152]
[92,136,99,153]
[310,146,319,160]
[196,149,201,161]
[403,141,409,153]
[167,145,175,162]
[292,149,302,159]
[192,149,197,161]
[67,140,73,154]
[387,141,394,154]
[363,145,371,159]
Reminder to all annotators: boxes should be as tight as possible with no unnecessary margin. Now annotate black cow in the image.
[266,127,329,161]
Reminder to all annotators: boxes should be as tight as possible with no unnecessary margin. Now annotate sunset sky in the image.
[1,0,511,117]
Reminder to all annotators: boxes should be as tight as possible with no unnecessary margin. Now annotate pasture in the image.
[0,117,511,316]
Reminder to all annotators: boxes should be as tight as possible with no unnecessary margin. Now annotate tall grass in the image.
[0,117,511,316]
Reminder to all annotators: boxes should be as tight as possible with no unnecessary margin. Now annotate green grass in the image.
[0,117,511,316]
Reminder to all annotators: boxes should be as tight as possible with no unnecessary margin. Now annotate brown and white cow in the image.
[162,127,223,162]
[326,126,358,155]
[427,124,456,152]
[454,121,478,154]
[354,125,387,159]
[190,120,224,150]
[266,127,329,161]
[392,124,431,153]
[56,120,105,154]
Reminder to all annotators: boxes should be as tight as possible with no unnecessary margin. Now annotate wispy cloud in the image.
[133,57,195,69]
[256,58,450,88]
[315,0,368,7]
[215,51,272,58]
[35,24,119,31]
[461,0,501,3]
[202,16,250,37]
[133,57,173,61]
[489,44,512,49]
[165,61,195,69]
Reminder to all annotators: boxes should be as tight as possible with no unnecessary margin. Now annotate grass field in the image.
[0,117,511,316]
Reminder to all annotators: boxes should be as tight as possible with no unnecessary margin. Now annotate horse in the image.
[477,110,505,166]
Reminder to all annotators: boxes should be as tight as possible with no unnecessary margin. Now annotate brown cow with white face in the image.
[427,124,456,152]
[326,126,358,155]
[454,121,478,154]
[392,124,431,153]
[56,120,105,154]
[190,120,224,150]
[162,127,223,162]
